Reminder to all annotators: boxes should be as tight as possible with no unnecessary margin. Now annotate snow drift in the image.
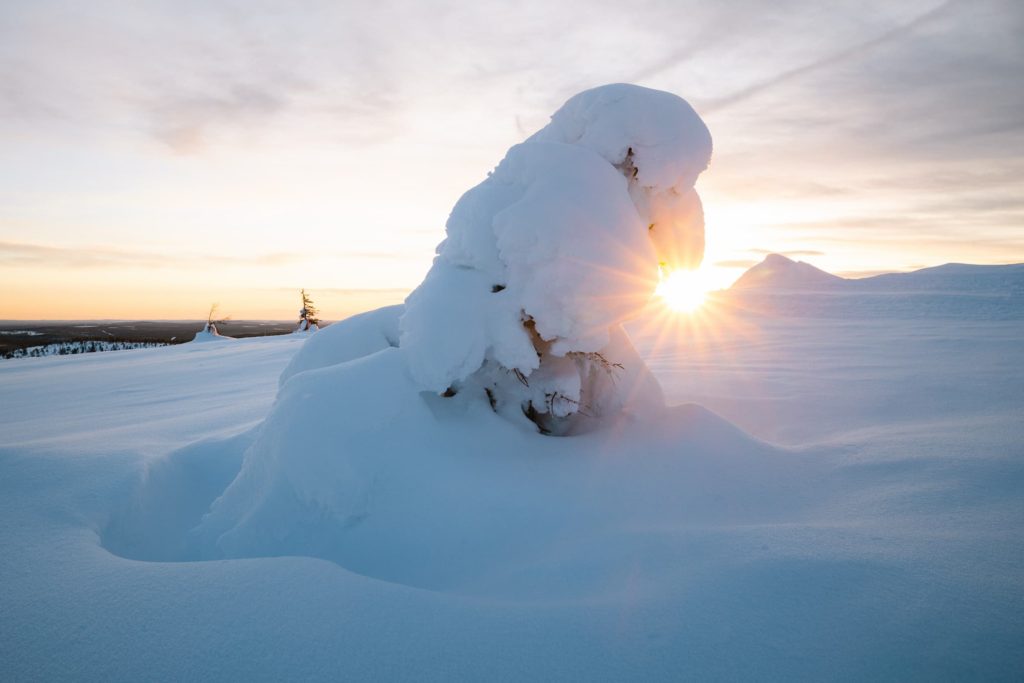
[193,347,812,595]
[190,323,232,343]
[278,304,401,387]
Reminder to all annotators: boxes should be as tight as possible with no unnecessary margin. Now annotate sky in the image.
[1,0,1022,320]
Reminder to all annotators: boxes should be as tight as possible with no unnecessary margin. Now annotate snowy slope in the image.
[2,297,1023,680]
[725,256,1024,320]
[731,253,845,290]
[733,253,1024,294]
[859,261,1024,294]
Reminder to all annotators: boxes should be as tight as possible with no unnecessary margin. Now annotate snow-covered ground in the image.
[1,264,1022,680]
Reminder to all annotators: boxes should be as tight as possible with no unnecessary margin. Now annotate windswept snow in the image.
[0,335,304,452]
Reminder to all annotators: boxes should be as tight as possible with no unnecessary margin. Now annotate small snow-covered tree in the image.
[400,84,712,435]
[204,303,229,335]
[297,289,320,332]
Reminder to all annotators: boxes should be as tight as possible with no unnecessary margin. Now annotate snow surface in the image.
[2,266,1023,680]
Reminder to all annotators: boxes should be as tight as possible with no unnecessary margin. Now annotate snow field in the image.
[1,298,1022,679]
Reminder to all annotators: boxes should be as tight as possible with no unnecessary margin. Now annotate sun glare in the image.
[655,268,712,313]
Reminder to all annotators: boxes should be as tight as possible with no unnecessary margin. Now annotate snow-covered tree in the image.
[400,83,712,435]
[204,303,228,335]
[192,304,232,342]
[297,289,320,332]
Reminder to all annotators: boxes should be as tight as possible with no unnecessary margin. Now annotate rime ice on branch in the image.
[400,84,712,435]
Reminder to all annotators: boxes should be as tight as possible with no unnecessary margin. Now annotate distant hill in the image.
[854,262,1024,294]
[731,254,1024,294]
[731,254,845,291]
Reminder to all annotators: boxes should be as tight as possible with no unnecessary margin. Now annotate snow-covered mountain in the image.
[731,253,1024,294]
[731,253,845,290]
[858,261,1024,293]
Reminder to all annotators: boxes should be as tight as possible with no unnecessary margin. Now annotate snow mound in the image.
[190,323,233,343]
[190,330,233,343]
[183,345,803,596]
[279,305,402,387]
[402,83,711,434]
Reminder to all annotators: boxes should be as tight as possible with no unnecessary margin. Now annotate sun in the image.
[655,268,711,313]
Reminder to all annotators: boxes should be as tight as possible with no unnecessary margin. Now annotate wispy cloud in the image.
[266,287,410,295]
[0,241,305,269]
[701,0,963,114]
[748,249,825,257]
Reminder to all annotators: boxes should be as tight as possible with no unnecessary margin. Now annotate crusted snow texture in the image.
[400,83,711,430]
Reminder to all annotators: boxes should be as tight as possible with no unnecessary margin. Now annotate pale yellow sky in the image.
[1,0,1022,320]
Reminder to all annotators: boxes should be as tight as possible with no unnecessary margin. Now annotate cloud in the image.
[149,83,294,154]
[0,241,305,270]
[748,249,825,257]
[4,0,1021,165]
[266,287,410,295]
[0,240,422,271]
[714,0,1023,161]
[0,1,408,152]
[1,0,1022,294]
[700,0,963,114]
